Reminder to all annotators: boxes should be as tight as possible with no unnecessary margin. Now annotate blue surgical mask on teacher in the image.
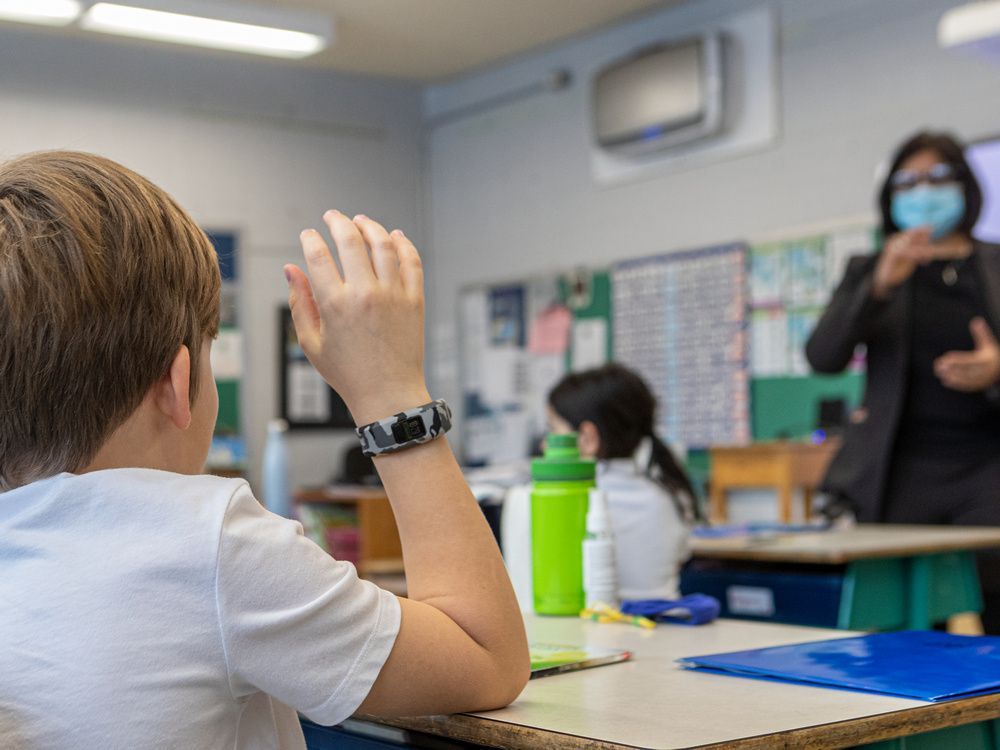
[890,184,965,240]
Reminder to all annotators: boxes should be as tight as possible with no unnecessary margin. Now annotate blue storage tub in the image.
[680,559,846,628]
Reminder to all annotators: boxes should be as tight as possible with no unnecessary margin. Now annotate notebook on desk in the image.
[530,643,631,678]
[678,631,1000,702]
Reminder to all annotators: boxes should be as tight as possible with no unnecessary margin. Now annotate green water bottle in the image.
[531,433,596,615]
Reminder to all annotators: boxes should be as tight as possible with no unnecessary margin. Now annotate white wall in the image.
[423,0,1000,409]
[0,26,424,491]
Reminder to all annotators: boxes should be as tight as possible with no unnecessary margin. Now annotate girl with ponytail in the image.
[548,364,698,600]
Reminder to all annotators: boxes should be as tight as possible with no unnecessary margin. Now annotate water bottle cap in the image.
[531,433,595,481]
[268,419,289,433]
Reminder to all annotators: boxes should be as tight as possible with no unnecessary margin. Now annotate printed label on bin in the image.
[727,585,775,617]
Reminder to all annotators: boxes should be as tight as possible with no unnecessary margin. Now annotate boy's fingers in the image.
[299,229,342,304]
[285,264,322,352]
[323,210,376,287]
[354,215,400,286]
[392,229,424,298]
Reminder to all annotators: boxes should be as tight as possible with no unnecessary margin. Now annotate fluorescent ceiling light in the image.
[0,0,81,26]
[939,1,1000,64]
[81,1,330,59]
[939,1,1000,47]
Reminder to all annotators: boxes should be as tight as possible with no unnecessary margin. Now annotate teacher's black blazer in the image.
[805,240,1000,522]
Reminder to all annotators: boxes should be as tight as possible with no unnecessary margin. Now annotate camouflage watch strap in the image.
[356,399,453,457]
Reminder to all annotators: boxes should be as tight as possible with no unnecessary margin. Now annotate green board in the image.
[751,373,865,440]
[215,379,241,435]
[558,270,613,365]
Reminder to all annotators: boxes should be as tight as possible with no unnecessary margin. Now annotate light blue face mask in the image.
[890,184,965,240]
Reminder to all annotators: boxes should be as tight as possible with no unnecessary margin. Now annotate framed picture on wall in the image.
[278,307,354,430]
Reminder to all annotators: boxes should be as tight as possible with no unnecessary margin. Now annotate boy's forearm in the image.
[373,438,527,659]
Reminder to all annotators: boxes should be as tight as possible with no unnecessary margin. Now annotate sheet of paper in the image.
[787,308,821,375]
[749,245,783,307]
[288,361,330,422]
[750,309,788,376]
[463,414,502,465]
[489,286,526,346]
[784,238,827,307]
[462,409,532,465]
[494,408,532,464]
[528,353,567,435]
[211,328,243,380]
[571,318,608,371]
[481,346,521,407]
[528,305,572,355]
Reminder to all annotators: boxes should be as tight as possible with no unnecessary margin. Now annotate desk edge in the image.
[359,693,1000,750]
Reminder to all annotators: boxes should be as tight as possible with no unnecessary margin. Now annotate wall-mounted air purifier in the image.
[592,33,724,156]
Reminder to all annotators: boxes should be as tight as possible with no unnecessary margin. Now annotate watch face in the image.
[392,416,427,443]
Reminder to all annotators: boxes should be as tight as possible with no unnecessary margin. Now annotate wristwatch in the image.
[356,399,453,457]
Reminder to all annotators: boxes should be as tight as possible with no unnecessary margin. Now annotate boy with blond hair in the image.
[0,151,528,748]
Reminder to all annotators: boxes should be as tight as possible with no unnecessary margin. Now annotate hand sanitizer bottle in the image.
[583,487,617,608]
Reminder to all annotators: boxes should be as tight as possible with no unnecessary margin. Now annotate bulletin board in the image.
[278,307,354,430]
[748,223,878,439]
[205,230,247,472]
[459,269,614,465]
[458,243,752,462]
[457,224,879,466]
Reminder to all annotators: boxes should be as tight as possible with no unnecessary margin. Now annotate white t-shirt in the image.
[0,469,400,750]
[597,459,691,601]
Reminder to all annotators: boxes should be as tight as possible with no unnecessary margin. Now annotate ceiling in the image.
[283,0,682,81]
[1,0,683,82]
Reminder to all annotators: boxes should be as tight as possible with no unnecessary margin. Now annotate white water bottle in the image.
[262,419,291,518]
[583,487,617,608]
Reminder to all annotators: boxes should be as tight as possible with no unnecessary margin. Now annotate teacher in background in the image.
[807,131,1000,632]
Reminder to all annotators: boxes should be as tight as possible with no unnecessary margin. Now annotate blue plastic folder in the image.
[677,631,1000,702]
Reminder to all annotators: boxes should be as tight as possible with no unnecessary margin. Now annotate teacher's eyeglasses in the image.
[889,163,958,192]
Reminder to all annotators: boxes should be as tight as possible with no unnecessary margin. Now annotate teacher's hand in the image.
[934,318,1000,393]
[872,228,935,299]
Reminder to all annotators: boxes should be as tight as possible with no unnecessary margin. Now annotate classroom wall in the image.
[423,0,1000,412]
[3,0,1000,483]
[0,26,424,491]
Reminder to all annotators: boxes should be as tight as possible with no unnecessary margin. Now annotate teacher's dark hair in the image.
[548,363,700,521]
[878,130,982,238]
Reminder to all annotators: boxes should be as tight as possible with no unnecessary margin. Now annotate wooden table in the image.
[686,525,1000,631]
[307,616,1000,750]
[708,440,839,524]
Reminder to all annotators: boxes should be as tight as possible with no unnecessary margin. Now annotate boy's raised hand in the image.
[284,211,431,426]
[286,212,529,717]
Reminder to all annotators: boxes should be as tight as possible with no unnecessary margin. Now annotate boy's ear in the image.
[154,345,193,430]
[578,420,601,459]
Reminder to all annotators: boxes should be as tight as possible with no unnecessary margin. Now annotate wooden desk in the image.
[708,440,839,524]
[686,525,1000,631]
[322,616,1000,750]
[691,525,1000,564]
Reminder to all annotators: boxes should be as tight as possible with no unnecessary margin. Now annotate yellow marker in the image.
[580,603,656,629]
